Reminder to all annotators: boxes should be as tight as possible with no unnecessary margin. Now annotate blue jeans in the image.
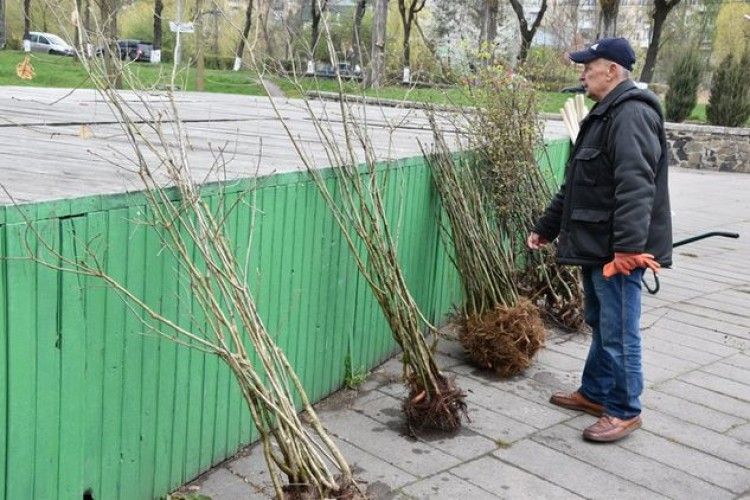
[578,266,644,419]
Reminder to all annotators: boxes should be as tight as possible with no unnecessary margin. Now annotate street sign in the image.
[169,21,194,33]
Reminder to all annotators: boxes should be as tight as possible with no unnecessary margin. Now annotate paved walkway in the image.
[183,166,750,499]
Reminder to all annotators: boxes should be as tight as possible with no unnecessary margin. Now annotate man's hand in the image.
[603,252,661,278]
[527,232,549,250]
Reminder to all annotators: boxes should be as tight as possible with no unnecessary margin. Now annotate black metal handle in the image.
[673,231,739,248]
[643,231,739,294]
[643,271,660,294]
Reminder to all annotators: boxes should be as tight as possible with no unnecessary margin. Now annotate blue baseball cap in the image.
[568,37,636,71]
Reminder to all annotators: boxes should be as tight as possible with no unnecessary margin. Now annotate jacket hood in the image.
[589,80,664,120]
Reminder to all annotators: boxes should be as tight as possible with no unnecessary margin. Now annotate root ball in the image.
[460,298,546,377]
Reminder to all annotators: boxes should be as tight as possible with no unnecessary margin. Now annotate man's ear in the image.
[607,62,618,80]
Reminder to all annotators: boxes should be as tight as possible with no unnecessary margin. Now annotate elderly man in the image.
[528,37,672,442]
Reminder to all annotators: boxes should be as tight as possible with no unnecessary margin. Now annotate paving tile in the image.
[642,348,700,373]
[727,422,750,443]
[667,303,750,330]
[701,362,750,386]
[519,363,579,391]
[354,390,499,461]
[320,409,461,477]
[228,429,416,497]
[451,456,578,499]
[640,410,750,469]
[493,440,666,499]
[680,370,750,403]
[412,426,499,462]
[662,310,750,340]
[453,372,571,429]
[618,430,750,495]
[461,404,538,444]
[642,335,722,366]
[534,423,733,500]
[435,338,466,360]
[335,439,418,493]
[192,467,260,498]
[723,353,750,371]
[654,379,750,419]
[399,472,499,499]
[644,389,744,433]
[226,443,275,491]
[541,340,588,363]
[649,326,740,357]
[534,347,586,371]
[692,296,750,318]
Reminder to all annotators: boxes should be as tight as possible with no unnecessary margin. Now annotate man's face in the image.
[579,59,614,102]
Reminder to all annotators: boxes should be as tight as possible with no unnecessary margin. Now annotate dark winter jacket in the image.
[534,80,673,267]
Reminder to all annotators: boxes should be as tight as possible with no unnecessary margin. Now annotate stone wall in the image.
[666,122,750,173]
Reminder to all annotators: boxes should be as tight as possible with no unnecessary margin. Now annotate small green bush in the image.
[665,52,702,123]
[203,55,235,70]
[707,52,750,127]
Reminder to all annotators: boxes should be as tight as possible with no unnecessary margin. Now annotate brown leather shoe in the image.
[549,391,605,417]
[583,415,642,442]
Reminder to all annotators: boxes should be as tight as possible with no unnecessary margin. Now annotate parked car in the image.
[116,39,153,62]
[312,62,362,79]
[560,84,585,93]
[96,40,153,62]
[28,32,75,56]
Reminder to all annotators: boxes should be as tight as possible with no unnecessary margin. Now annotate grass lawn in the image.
[1,50,731,124]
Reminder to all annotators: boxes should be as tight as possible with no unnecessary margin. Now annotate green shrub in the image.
[706,52,750,127]
[520,47,580,91]
[203,55,235,70]
[665,52,702,123]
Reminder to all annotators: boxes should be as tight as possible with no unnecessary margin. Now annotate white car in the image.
[29,32,75,56]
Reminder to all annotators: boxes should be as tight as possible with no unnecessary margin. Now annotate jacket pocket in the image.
[573,147,604,186]
[568,208,612,259]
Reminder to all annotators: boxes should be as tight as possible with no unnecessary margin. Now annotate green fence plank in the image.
[118,208,147,500]
[33,219,61,500]
[0,225,6,500]
[184,230,207,484]
[197,196,219,474]
[152,243,179,496]
[82,212,108,499]
[169,228,192,487]
[58,217,88,499]
[138,207,165,500]
[100,208,128,500]
[211,191,239,465]
[5,223,39,499]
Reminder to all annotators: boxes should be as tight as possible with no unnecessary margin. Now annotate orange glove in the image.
[603,252,661,278]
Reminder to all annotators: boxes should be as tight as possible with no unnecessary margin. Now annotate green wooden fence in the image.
[0,140,570,500]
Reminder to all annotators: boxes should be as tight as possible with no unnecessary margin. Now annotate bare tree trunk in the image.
[352,0,367,66]
[640,0,680,83]
[234,0,254,71]
[83,0,90,32]
[152,0,163,63]
[597,0,620,37]
[259,0,275,59]
[310,0,328,58]
[74,0,83,48]
[23,0,31,51]
[211,2,220,55]
[367,0,388,88]
[397,0,426,83]
[194,0,205,90]
[508,0,547,65]
[100,0,122,88]
[479,0,499,61]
